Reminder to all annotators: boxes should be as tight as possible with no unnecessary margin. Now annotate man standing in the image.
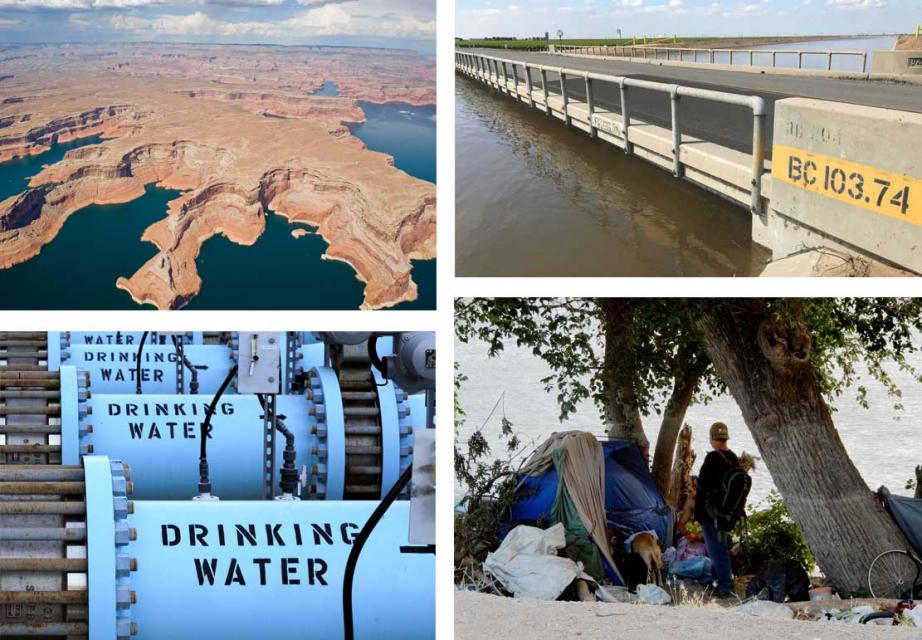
[695,421,744,598]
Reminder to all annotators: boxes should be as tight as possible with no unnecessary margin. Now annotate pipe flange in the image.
[85,456,137,639]
[307,367,344,499]
[395,384,413,496]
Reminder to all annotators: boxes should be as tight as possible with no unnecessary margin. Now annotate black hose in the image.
[367,334,388,380]
[198,365,237,496]
[134,331,149,394]
[257,394,299,496]
[343,464,412,640]
[171,335,200,394]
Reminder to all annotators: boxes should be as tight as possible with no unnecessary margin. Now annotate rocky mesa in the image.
[0,44,436,309]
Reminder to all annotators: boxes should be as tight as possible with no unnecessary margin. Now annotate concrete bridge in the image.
[456,48,922,276]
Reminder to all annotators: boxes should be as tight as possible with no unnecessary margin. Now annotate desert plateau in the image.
[0,43,436,309]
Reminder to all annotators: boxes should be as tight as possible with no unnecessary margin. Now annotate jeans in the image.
[701,519,733,595]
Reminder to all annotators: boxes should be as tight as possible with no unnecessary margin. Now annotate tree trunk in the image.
[915,466,922,500]
[599,299,649,459]
[650,353,708,497]
[695,300,910,595]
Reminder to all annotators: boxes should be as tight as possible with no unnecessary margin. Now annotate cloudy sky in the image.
[457,0,917,39]
[0,0,435,52]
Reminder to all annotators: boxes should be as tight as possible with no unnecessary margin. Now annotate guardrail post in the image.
[524,63,535,107]
[560,70,571,126]
[862,52,867,73]
[710,49,715,64]
[797,51,803,69]
[750,97,767,216]
[749,50,754,66]
[670,86,682,177]
[501,61,508,90]
[511,63,520,98]
[540,68,550,114]
[827,52,833,71]
[619,79,632,155]
[729,50,733,65]
[772,51,777,67]
[584,74,596,138]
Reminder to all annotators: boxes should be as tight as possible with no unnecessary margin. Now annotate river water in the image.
[455,337,921,508]
[0,99,436,309]
[455,77,768,277]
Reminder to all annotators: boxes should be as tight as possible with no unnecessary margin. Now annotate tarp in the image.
[518,432,618,584]
[483,523,594,599]
[509,436,670,586]
[879,486,922,557]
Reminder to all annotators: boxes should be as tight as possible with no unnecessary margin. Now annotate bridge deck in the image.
[460,48,922,157]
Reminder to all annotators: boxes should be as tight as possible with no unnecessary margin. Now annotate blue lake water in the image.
[312,81,340,96]
[351,102,437,185]
[0,99,436,310]
[0,135,103,203]
[0,180,178,310]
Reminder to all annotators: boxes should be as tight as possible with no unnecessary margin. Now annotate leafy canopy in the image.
[455,298,922,422]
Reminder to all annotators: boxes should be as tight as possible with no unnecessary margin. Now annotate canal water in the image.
[455,76,768,277]
[0,100,436,309]
[456,336,922,507]
[688,36,897,72]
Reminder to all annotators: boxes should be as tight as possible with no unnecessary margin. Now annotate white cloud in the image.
[0,0,282,6]
[825,0,885,8]
[0,0,89,8]
[108,5,435,38]
[0,15,22,23]
[618,0,644,6]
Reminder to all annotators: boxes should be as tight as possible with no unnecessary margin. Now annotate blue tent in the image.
[507,439,671,584]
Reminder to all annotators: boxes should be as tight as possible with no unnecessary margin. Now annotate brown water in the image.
[455,76,769,277]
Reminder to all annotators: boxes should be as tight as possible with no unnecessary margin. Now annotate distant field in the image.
[457,38,635,50]
[455,35,868,51]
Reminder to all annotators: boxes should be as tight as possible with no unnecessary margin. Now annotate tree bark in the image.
[695,300,910,594]
[915,466,922,500]
[599,299,649,459]
[650,352,709,497]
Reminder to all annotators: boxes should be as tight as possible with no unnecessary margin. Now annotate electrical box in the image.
[236,332,281,394]
[408,428,435,545]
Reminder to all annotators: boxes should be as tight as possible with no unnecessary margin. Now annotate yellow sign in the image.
[772,144,922,226]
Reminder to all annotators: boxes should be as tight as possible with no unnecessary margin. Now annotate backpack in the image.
[706,453,752,532]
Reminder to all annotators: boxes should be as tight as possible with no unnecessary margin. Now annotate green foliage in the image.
[454,298,719,425]
[454,369,528,565]
[455,298,922,427]
[736,491,815,575]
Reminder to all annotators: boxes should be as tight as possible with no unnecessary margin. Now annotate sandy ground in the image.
[455,591,921,640]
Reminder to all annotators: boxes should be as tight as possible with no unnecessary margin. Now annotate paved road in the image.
[460,48,922,157]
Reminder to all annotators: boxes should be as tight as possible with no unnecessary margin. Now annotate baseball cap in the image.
[709,421,730,441]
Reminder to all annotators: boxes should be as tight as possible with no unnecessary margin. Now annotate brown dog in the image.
[630,532,663,586]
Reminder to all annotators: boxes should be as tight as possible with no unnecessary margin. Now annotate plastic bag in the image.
[736,600,794,619]
[635,583,672,605]
[595,585,637,604]
[667,556,712,579]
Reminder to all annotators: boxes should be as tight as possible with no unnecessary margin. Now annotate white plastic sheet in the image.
[483,524,590,599]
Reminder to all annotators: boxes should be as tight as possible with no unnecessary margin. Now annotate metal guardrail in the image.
[456,51,767,214]
[555,44,868,73]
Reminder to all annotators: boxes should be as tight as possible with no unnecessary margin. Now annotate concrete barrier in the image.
[871,50,922,76]
[765,97,922,272]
